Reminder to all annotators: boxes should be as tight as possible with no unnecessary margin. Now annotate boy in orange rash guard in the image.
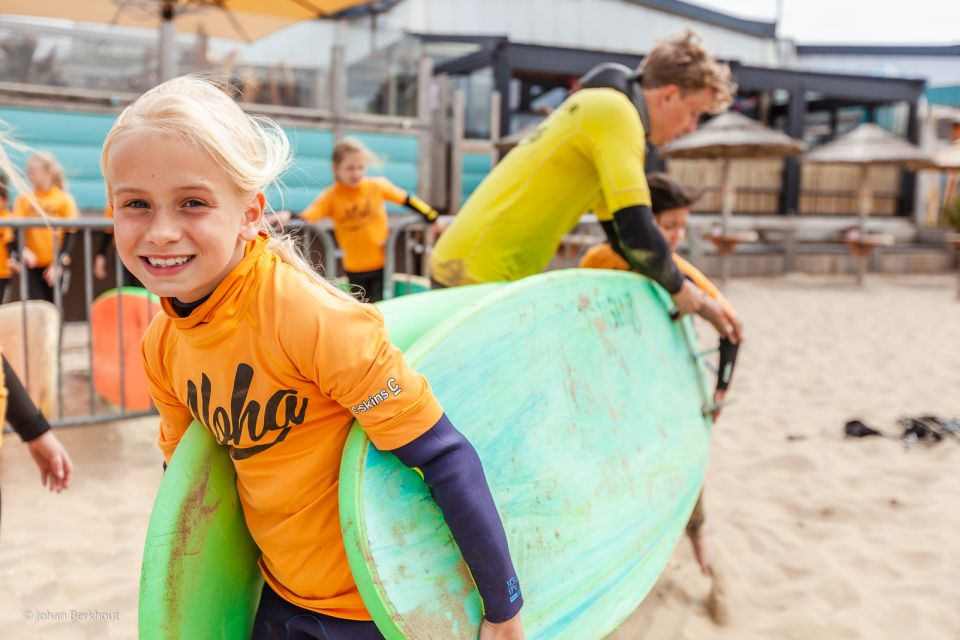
[297,137,438,302]
[10,152,78,302]
[103,77,524,640]
[580,172,742,577]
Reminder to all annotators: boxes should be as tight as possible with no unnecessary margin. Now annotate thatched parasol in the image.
[803,123,935,284]
[933,141,960,170]
[804,123,934,168]
[661,111,806,282]
[661,111,806,160]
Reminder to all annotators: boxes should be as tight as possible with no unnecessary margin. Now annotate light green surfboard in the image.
[138,284,499,639]
[339,270,713,639]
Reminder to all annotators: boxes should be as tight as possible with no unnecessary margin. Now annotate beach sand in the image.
[1,273,959,639]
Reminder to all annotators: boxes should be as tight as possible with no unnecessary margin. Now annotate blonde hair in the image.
[638,30,736,114]
[28,150,67,190]
[101,75,354,301]
[332,137,381,169]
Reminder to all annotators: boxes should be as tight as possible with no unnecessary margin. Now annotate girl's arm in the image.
[3,355,51,442]
[402,194,439,223]
[391,413,523,624]
[377,178,439,223]
[141,333,196,465]
[2,355,73,491]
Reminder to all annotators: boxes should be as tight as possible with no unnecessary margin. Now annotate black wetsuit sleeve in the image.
[403,194,439,222]
[6,239,17,259]
[2,355,51,442]
[95,231,113,257]
[59,231,76,264]
[716,338,740,392]
[391,414,523,623]
[601,205,684,294]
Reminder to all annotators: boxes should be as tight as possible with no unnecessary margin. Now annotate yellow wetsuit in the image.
[430,88,652,286]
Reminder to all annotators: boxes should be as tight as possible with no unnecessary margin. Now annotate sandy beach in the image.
[2,272,959,639]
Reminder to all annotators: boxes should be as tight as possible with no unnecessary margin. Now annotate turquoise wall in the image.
[461,151,493,205]
[0,106,420,213]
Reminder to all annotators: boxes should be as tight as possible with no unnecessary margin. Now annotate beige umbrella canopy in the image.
[803,123,935,285]
[660,111,807,160]
[803,123,935,169]
[934,140,960,170]
[2,0,378,79]
[660,111,806,283]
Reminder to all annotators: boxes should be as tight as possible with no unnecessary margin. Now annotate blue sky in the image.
[695,0,959,45]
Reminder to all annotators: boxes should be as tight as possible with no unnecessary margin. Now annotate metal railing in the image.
[1,215,439,428]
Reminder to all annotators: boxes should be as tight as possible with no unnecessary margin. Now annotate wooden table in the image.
[842,233,895,285]
[704,230,759,284]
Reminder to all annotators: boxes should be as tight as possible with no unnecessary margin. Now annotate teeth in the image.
[147,256,190,267]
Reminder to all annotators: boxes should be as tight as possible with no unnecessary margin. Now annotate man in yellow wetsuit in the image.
[430,31,738,337]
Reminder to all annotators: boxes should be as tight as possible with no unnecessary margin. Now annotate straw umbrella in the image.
[934,141,960,298]
[660,110,806,283]
[1,0,378,80]
[803,123,935,285]
[935,141,960,170]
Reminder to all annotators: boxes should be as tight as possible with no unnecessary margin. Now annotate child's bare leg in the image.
[685,491,710,575]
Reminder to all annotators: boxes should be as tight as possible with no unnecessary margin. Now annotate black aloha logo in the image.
[186,363,308,460]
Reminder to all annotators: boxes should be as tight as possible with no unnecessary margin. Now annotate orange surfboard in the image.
[91,287,161,411]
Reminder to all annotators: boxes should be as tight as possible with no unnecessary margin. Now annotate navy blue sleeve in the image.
[601,205,685,293]
[391,414,523,623]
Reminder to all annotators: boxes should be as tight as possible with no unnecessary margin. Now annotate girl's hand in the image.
[7,257,20,274]
[26,431,74,492]
[22,247,37,268]
[430,217,450,241]
[480,614,525,640]
[93,254,108,280]
[43,263,61,287]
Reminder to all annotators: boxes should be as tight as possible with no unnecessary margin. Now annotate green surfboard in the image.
[139,284,499,639]
[339,270,713,639]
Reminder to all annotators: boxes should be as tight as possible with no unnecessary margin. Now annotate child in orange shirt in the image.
[0,174,12,303]
[580,172,743,577]
[297,138,438,302]
[9,152,78,302]
[103,77,523,640]
[0,129,74,522]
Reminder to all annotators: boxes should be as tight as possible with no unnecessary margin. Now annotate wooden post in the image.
[449,88,466,214]
[330,44,347,141]
[855,165,872,285]
[489,90,502,167]
[416,55,434,203]
[719,158,734,284]
[430,74,451,211]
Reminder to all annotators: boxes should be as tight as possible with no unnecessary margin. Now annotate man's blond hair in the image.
[638,30,736,114]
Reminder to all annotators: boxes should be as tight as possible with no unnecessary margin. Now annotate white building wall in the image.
[391,0,778,64]
[796,53,960,87]
[236,0,779,67]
